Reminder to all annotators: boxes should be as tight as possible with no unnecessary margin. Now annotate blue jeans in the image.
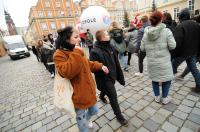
[118,52,128,69]
[152,81,171,98]
[180,56,200,78]
[172,56,200,88]
[75,105,98,132]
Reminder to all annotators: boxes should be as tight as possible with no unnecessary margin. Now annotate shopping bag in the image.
[53,73,76,118]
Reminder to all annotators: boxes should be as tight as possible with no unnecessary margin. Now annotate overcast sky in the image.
[0,0,37,30]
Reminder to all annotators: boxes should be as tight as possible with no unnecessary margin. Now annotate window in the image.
[75,11,79,17]
[61,22,65,29]
[66,0,70,7]
[188,0,194,14]
[68,21,74,26]
[38,11,44,17]
[57,11,64,17]
[67,9,72,16]
[51,22,56,30]
[41,23,47,30]
[174,7,179,20]
[48,11,52,17]
[56,2,61,7]
[45,1,50,7]
[163,0,168,3]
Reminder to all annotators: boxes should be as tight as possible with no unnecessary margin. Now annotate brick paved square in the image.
[173,110,188,120]
[31,121,42,131]
[120,101,132,109]
[67,125,79,132]
[157,108,172,118]
[108,118,121,130]
[135,127,150,132]
[144,106,156,116]
[151,113,166,124]
[150,102,162,110]
[121,124,136,132]
[179,127,193,132]
[36,125,47,132]
[95,116,109,127]
[137,111,150,120]
[126,97,137,104]
[162,103,177,112]
[183,120,200,132]
[178,105,193,113]
[124,108,136,118]
[162,121,178,132]
[130,116,143,128]
[144,95,154,102]
[192,107,200,115]
[98,124,113,132]
[182,99,195,107]
[143,119,160,132]
[168,116,184,127]
[137,99,150,107]
[196,102,200,108]
[105,111,115,121]
[188,113,200,124]
[186,95,199,101]
[131,103,144,112]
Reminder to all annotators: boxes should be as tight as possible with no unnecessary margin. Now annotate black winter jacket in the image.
[90,41,125,89]
[173,20,200,58]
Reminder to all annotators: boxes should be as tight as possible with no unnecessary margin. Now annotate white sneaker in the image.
[51,73,55,78]
[88,120,93,129]
[155,96,160,103]
[135,72,143,76]
[162,97,171,105]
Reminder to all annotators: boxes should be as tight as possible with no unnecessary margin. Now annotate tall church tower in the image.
[4,10,17,35]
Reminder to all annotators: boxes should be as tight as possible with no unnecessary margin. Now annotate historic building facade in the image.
[27,0,88,40]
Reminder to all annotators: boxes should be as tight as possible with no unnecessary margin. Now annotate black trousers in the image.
[88,46,93,54]
[99,81,124,120]
[127,52,132,65]
[138,51,146,73]
[48,64,55,75]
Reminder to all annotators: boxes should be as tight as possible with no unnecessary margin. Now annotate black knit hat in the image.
[178,8,190,22]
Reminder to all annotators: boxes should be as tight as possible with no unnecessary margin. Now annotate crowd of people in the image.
[30,8,200,132]
[32,33,56,78]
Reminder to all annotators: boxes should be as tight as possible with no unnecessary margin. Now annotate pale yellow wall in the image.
[134,0,200,21]
[194,0,200,12]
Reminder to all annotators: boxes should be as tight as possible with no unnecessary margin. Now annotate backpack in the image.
[111,29,124,44]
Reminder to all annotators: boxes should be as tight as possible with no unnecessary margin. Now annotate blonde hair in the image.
[95,29,105,42]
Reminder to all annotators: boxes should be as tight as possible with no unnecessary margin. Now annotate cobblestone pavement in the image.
[0,51,200,132]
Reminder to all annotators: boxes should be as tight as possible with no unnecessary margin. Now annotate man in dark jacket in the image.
[172,8,200,93]
[135,16,150,76]
[90,30,128,126]
[85,29,94,53]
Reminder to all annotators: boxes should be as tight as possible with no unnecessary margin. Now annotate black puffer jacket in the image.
[173,8,200,58]
[90,41,125,90]
[163,20,176,34]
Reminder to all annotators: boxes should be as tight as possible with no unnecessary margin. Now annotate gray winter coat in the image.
[125,28,138,53]
[140,23,176,82]
[109,28,126,53]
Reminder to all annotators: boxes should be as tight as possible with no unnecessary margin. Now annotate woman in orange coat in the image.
[53,26,109,132]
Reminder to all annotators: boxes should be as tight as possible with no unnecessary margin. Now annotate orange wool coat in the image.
[53,48,103,109]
